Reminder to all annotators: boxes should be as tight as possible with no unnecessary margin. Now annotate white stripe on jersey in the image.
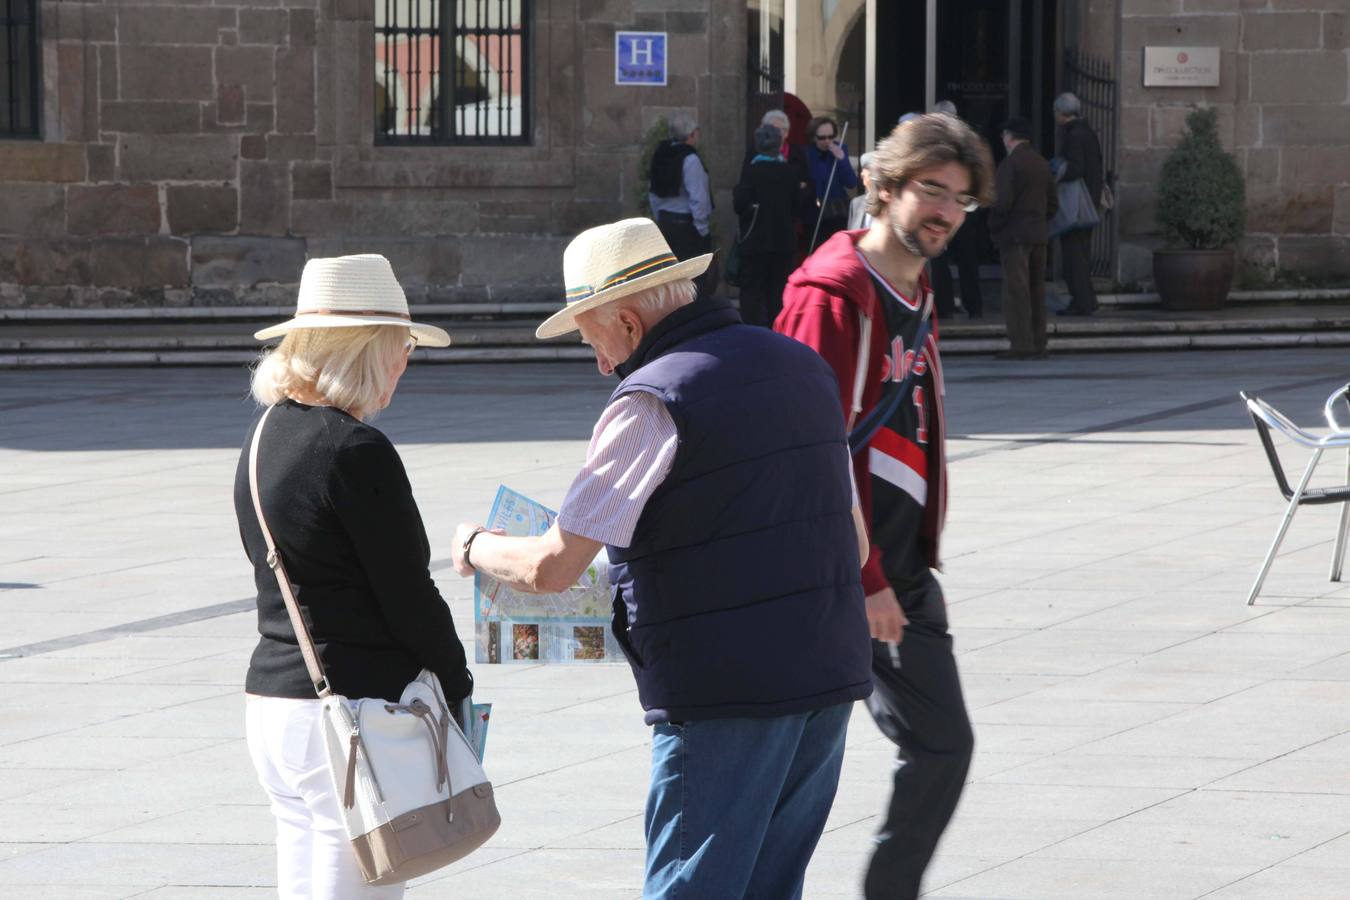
[869,446,928,507]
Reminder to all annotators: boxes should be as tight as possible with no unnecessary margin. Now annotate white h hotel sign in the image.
[615,32,668,86]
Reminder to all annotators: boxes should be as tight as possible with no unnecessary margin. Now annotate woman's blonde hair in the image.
[865,113,996,217]
[250,324,410,420]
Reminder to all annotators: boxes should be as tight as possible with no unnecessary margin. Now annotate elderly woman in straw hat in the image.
[235,254,472,899]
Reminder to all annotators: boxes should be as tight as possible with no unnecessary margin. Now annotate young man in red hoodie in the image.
[775,113,995,900]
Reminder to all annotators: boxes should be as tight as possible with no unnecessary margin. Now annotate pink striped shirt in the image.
[557,392,679,548]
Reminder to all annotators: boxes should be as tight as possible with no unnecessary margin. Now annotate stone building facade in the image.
[2,0,745,308]
[1113,0,1350,284]
[1,0,1346,310]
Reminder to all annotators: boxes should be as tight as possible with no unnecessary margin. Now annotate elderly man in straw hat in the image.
[452,218,873,897]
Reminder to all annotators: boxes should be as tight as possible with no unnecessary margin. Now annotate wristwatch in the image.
[462,526,488,569]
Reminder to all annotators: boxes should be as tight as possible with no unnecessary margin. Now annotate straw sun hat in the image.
[535,218,712,339]
[254,254,451,347]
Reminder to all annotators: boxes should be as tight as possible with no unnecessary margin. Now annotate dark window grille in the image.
[375,0,530,145]
[1,0,40,139]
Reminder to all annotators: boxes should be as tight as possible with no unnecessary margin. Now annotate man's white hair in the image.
[589,279,698,326]
[1054,92,1081,116]
[668,112,699,142]
[933,100,957,116]
[761,109,790,129]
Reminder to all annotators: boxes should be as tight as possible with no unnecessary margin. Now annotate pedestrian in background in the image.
[648,113,716,296]
[1053,93,1104,316]
[777,113,992,900]
[734,124,813,326]
[929,101,987,319]
[805,115,859,246]
[236,255,473,899]
[848,152,875,231]
[743,108,811,189]
[456,218,873,898]
[988,118,1058,360]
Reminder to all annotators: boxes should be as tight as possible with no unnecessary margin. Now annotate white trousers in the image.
[245,696,406,900]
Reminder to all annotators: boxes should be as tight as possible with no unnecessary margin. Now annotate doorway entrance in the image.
[768,0,1071,270]
[871,0,1060,155]
[777,0,1060,152]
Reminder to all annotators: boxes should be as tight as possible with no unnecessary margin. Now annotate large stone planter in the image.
[1153,249,1235,311]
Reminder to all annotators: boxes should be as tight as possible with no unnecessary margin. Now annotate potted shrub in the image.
[1152,106,1246,310]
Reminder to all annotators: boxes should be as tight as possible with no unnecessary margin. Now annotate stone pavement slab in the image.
[4,350,1350,897]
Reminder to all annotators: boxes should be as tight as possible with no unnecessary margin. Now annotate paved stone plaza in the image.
[4,350,1350,898]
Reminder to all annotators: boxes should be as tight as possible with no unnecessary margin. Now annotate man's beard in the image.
[893,217,952,260]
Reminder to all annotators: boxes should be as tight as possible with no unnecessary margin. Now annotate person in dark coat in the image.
[741,109,811,189]
[1054,92,1104,316]
[929,101,987,319]
[988,117,1058,359]
[734,124,814,326]
[805,115,859,247]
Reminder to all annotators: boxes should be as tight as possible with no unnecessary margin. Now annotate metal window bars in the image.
[1063,48,1116,279]
[375,0,530,145]
[1,0,39,139]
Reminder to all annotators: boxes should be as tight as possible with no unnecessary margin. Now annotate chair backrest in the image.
[1241,392,1296,501]
[1242,388,1350,501]
[1324,382,1350,433]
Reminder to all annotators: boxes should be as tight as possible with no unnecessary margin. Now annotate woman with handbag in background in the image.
[734,124,815,326]
[235,254,481,898]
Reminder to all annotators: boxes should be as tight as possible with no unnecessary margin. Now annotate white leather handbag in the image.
[248,405,501,885]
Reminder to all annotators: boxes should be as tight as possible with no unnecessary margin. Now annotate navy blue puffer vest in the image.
[607,297,873,724]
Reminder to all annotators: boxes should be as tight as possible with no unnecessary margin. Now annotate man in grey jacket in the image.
[649,113,714,295]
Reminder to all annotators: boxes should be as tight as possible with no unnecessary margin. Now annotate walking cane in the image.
[809,120,850,253]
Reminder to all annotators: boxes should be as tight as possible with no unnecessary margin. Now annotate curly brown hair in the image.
[864,113,996,217]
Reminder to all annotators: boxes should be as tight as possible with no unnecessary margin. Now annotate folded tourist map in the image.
[473,485,623,664]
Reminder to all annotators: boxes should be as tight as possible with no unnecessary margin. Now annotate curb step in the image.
[5,331,1349,368]
[6,295,1350,368]
[4,287,1349,323]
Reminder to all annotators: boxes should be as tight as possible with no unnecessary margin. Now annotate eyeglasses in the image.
[912,179,979,213]
[403,336,418,355]
[814,132,836,142]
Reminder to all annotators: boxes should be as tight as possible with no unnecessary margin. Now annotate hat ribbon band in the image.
[297,308,412,321]
[565,253,679,304]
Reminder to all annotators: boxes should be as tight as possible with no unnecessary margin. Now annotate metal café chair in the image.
[1240,384,1350,605]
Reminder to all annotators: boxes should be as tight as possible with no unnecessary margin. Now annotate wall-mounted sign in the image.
[1143,46,1221,87]
[616,31,667,86]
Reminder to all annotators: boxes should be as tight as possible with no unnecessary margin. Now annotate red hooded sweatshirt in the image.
[774,229,947,597]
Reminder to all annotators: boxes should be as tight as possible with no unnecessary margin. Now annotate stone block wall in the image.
[1117,0,1350,284]
[1,0,746,308]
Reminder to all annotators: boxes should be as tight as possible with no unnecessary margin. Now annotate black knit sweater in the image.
[234,400,471,703]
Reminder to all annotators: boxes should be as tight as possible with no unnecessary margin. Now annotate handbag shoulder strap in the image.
[248,404,333,699]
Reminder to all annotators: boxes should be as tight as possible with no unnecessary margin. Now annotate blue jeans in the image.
[643,702,852,899]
